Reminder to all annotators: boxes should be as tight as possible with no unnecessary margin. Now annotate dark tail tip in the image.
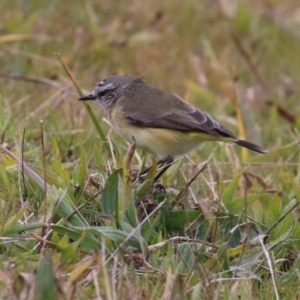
[235,139,268,154]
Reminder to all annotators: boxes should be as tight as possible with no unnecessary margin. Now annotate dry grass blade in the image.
[0,34,54,43]
[57,54,109,150]
[259,235,280,300]
[123,140,136,199]
[148,236,218,253]
[56,55,82,96]
[3,48,57,65]
[0,72,62,87]
[161,269,175,300]
[66,256,96,300]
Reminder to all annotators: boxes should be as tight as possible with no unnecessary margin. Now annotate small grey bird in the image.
[79,75,268,163]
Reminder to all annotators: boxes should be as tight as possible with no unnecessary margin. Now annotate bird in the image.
[79,75,268,176]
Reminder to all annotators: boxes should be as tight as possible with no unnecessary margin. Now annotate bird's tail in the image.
[234,139,268,154]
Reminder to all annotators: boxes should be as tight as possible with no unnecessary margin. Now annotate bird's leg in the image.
[138,158,167,177]
[153,156,174,182]
[137,156,174,182]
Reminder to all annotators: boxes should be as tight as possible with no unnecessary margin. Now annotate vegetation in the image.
[1,1,300,299]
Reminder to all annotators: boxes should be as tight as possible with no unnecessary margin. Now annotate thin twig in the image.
[171,162,208,209]
[232,34,267,90]
[265,200,299,235]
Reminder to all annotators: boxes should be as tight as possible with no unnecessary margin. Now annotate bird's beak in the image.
[79,94,96,101]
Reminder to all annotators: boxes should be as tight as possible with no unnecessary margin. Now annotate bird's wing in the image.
[126,97,237,140]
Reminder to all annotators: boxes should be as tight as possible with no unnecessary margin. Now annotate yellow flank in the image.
[109,105,229,158]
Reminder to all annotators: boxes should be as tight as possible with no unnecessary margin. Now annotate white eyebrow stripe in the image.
[95,82,113,90]
[105,83,113,88]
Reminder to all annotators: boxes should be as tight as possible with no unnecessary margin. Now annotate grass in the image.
[1,0,300,299]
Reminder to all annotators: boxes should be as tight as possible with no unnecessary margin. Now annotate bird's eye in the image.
[98,90,108,97]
